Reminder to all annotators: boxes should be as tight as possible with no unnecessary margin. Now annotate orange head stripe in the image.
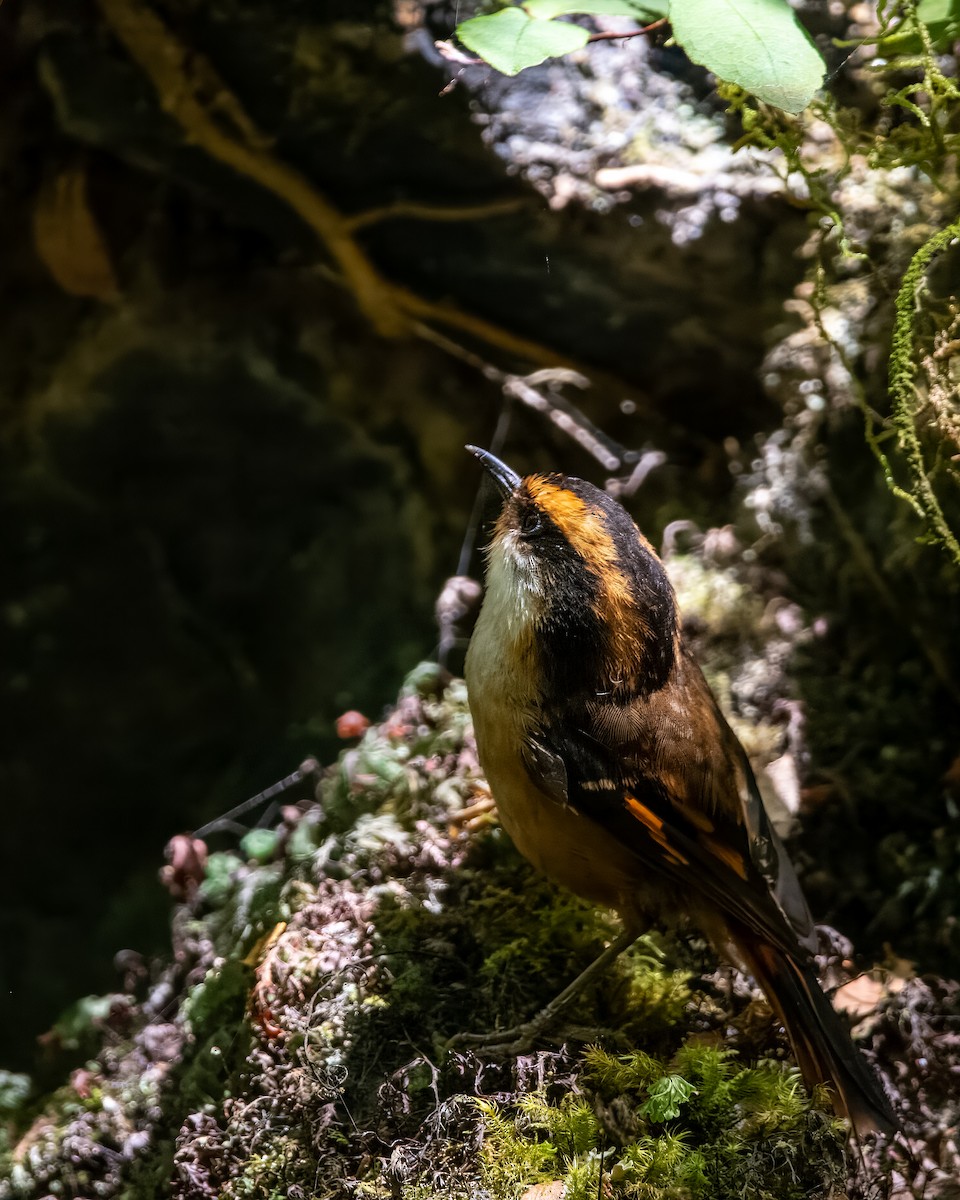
[526,478,637,623]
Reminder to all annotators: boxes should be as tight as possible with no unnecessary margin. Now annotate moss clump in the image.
[4,663,948,1197]
[477,1044,844,1200]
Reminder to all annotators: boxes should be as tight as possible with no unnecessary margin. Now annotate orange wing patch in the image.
[624,795,747,878]
[700,835,748,880]
[624,795,663,829]
[670,798,716,834]
[624,794,690,866]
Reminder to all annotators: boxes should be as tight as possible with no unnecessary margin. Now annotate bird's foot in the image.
[447,929,639,1057]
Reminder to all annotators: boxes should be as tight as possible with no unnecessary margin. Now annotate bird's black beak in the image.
[466,445,522,498]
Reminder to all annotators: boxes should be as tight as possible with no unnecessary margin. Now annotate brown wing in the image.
[523,646,817,957]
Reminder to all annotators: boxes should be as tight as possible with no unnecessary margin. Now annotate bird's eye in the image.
[519,509,542,538]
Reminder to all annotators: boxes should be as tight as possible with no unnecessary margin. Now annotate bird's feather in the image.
[522,646,817,956]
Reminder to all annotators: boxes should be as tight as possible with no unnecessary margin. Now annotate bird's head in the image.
[468,445,677,695]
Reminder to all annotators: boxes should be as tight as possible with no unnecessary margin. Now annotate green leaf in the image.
[877,0,960,55]
[457,8,590,75]
[639,1073,696,1121]
[917,0,957,23]
[670,0,826,113]
[526,0,667,18]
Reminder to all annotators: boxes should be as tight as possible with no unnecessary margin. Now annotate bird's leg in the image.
[449,927,639,1056]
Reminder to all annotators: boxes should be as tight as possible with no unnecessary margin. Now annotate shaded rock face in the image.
[1,312,443,1061]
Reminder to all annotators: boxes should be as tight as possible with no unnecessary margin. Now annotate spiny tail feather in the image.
[732,932,896,1138]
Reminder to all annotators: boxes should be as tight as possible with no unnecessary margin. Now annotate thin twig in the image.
[344,198,524,233]
[586,18,667,43]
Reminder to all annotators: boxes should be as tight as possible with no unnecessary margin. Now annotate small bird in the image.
[464,445,894,1136]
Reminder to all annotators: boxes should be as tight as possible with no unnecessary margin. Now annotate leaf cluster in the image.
[456,0,826,112]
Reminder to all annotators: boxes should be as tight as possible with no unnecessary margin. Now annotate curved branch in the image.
[95,0,582,373]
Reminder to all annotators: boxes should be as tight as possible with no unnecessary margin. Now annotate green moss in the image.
[0,1072,31,1165]
[318,664,472,834]
[45,993,122,1055]
[239,828,281,863]
[791,555,960,971]
[666,556,761,644]
[0,672,862,1199]
[200,850,245,905]
[476,1044,844,1200]
[221,1141,316,1199]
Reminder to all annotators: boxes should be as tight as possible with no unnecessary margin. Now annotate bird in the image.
[463,444,894,1137]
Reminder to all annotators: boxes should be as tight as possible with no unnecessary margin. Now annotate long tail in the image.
[731,930,896,1137]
